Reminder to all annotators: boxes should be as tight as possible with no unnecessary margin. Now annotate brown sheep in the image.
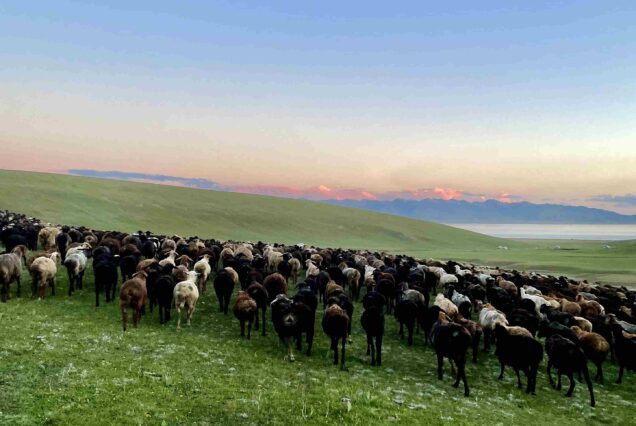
[576,295,605,318]
[233,291,258,339]
[263,272,288,303]
[560,299,582,316]
[571,326,610,383]
[496,276,518,296]
[119,271,148,331]
[325,281,344,301]
[136,258,157,272]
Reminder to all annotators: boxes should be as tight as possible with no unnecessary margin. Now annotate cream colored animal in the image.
[194,254,212,292]
[174,271,200,330]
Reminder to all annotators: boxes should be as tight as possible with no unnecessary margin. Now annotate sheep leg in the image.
[557,373,563,391]
[111,282,117,304]
[51,278,55,297]
[121,307,128,331]
[498,363,505,380]
[547,361,555,388]
[472,334,479,363]
[31,275,38,298]
[286,341,295,362]
[247,319,252,340]
[399,322,404,339]
[165,306,171,323]
[515,369,522,389]
[407,323,414,346]
[616,365,624,384]
[366,334,372,356]
[595,362,603,383]
[437,353,444,380]
[261,308,267,336]
[565,373,575,397]
[187,305,195,326]
[176,306,182,330]
[306,328,314,356]
[39,282,46,299]
[483,329,491,351]
[67,271,74,296]
[340,338,346,370]
[78,271,84,290]
[461,363,469,397]
[240,319,245,337]
[16,276,21,298]
[583,365,595,407]
[376,334,383,366]
[1,283,7,302]
[332,337,339,365]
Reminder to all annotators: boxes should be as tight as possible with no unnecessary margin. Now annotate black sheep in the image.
[271,294,301,361]
[247,281,269,336]
[292,287,317,356]
[508,308,540,337]
[361,291,386,366]
[546,334,595,407]
[611,324,636,384]
[155,266,176,324]
[93,253,119,307]
[214,269,235,315]
[430,312,471,396]
[494,324,543,394]
[395,298,419,346]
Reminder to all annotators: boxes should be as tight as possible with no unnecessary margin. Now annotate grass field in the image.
[1,265,635,425]
[0,170,635,286]
[1,170,635,424]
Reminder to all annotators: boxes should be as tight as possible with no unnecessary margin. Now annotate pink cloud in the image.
[433,187,463,200]
[498,192,513,203]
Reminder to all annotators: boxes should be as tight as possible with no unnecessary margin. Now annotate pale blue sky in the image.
[1,1,635,211]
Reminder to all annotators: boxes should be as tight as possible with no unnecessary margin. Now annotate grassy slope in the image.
[0,170,634,285]
[1,268,634,425]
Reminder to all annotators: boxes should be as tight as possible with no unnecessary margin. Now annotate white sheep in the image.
[305,259,320,279]
[174,271,200,330]
[64,247,87,296]
[520,287,549,316]
[193,254,212,293]
[158,250,177,268]
[439,273,459,288]
[30,253,60,298]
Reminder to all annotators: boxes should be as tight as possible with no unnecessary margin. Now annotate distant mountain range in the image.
[324,199,636,224]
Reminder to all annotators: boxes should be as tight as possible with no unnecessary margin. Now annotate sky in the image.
[1,1,636,213]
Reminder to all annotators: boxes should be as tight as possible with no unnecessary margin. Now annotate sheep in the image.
[325,281,344,302]
[454,314,483,363]
[434,293,458,318]
[289,258,301,285]
[247,282,269,336]
[322,299,350,369]
[496,276,518,296]
[233,291,257,339]
[136,258,157,272]
[305,259,320,279]
[522,285,542,296]
[0,245,27,302]
[119,271,148,331]
[267,251,284,273]
[395,297,420,346]
[29,253,60,299]
[570,326,610,383]
[447,286,471,308]
[610,323,636,384]
[161,238,177,252]
[176,254,193,268]
[508,308,540,337]
[479,304,508,351]
[546,334,595,407]
[193,254,212,293]
[361,291,386,366]
[55,232,71,262]
[520,288,549,316]
[572,316,593,332]
[158,250,177,268]
[576,295,605,318]
[214,268,236,315]
[340,263,361,300]
[173,271,200,330]
[38,226,60,251]
[263,272,288,304]
[63,246,88,296]
[439,273,459,289]
[172,265,189,283]
[375,279,396,314]
[292,287,318,356]
[493,324,543,395]
[430,312,471,396]
[271,294,300,361]
[560,298,582,316]
[606,313,636,334]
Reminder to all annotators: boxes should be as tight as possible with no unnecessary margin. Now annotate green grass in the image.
[1,169,635,286]
[1,170,635,424]
[1,266,635,425]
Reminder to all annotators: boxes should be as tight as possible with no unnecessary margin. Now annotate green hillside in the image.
[1,169,634,285]
[0,170,510,251]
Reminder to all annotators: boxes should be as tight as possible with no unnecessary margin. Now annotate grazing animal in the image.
[570,326,610,383]
[479,304,508,351]
[173,271,200,329]
[233,291,258,338]
[361,291,386,366]
[29,253,60,299]
[494,324,543,394]
[214,268,236,315]
[430,312,471,396]
[0,245,27,302]
[119,271,148,331]
[454,315,483,363]
[193,254,212,293]
[64,247,88,296]
[546,334,595,407]
[93,252,118,306]
[271,294,300,361]
[322,299,350,369]
[263,272,288,303]
[247,282,269,336]
[610,323,636,384]
[434,293,458,318]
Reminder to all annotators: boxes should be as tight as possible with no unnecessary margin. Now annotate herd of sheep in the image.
[1,210,636,407]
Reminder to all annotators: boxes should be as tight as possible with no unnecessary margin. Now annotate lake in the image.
[449,223,636,240]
